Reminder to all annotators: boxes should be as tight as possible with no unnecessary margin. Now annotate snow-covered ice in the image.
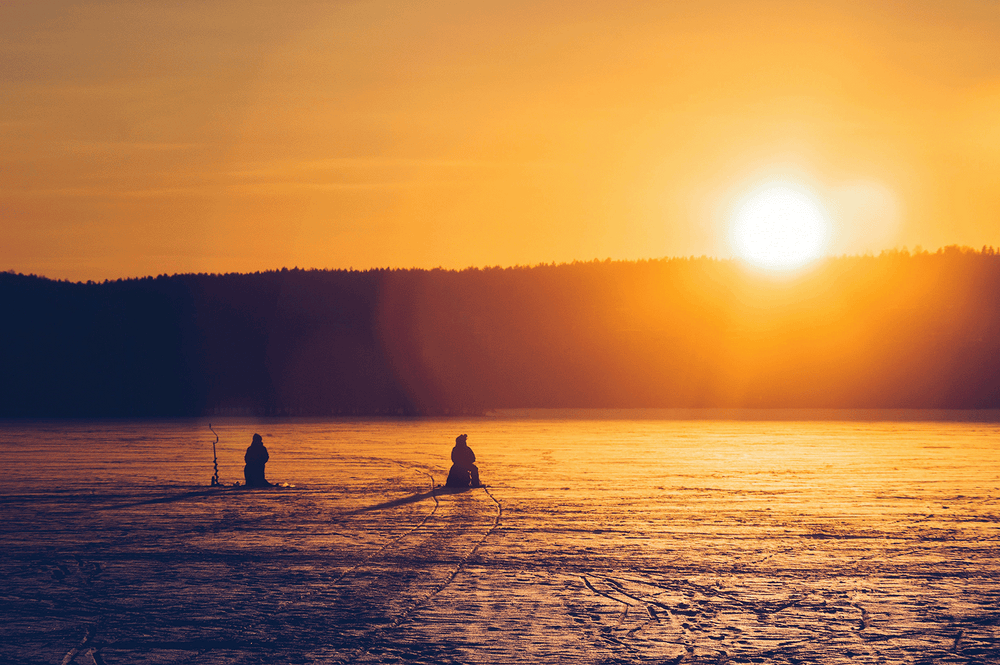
[2,415,999,664]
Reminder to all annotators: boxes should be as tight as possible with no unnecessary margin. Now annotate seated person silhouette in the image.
[244,433,271,487]
[445,433,481,488]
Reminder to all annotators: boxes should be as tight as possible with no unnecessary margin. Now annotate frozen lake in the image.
[2,412,999,664]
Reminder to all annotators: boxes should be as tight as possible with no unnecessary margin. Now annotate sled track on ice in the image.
[334,485,503,664]
[328,468,441,586]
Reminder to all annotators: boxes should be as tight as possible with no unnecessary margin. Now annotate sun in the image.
[729,183,830,271]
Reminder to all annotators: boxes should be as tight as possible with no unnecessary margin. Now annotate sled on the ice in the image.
[444,465,486,488]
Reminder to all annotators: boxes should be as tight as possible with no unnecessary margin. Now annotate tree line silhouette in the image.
[2,246,999,417]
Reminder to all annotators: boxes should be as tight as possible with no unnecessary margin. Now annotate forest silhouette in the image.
[2,246,999,417]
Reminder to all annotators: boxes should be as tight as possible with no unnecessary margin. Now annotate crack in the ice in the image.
[59,626,93,665]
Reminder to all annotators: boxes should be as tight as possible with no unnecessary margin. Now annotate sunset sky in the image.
[3,0,999,281]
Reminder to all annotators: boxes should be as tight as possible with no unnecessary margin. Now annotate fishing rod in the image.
[209,423,220,486]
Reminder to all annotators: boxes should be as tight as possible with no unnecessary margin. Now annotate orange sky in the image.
[3,0,999,281]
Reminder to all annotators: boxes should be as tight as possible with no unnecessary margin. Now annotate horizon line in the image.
[5,244,996,285]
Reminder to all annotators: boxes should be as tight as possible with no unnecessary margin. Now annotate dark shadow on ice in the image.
[343,485,475,516]
[95,486,242,511]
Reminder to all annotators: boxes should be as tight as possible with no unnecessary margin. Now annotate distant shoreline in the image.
[2,408,999,424]
[487,408,1000,422]
[5,252,1000,416]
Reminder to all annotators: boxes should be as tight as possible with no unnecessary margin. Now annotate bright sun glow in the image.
[730,183,830,270]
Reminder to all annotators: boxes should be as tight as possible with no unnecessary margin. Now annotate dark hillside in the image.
[2,248,999,416]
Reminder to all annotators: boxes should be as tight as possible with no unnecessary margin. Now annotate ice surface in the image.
[2,415,999,664]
